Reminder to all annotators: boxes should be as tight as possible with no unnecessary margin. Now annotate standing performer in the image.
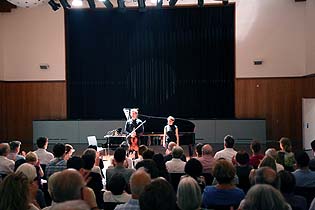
[163,116,179,148]
[124,109,144,152]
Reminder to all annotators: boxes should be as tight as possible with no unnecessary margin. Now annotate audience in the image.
[133,145,148,166]
[7,140,25,161]
[166,146,186,173]
[135,159,159,179]
[197,144,215,174]
[45,143,67,178]
[177,177,201,210]
[142,148,155,160]
[309,140,315,171]
[265,148,285,172]
[181,158,205,191]
[115,169,151,210]
[104,173,131,203]
[64,144,75,161]
[292,151,315,187]
[164,142,186,162]
[249,140,264,169]
[0,143,15,175]
[240,184,290,210]
[235,150,252,193]
[34,137,54,165]
[195,143,203,158]
[278,170,307,210]
[214,135,237,162]
[202,159,245,208]
[258,155,277,172]
[277,137,296,171]
[66,156,83,171]
[49,200,90,210]
[251,166,279,188]
[87,145,105,177]
[139,177,176,210]
[152,153,170,181]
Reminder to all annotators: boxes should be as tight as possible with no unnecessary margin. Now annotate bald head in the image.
[130,169,151,199]
[255,166,279,189]
[202,144,213,156]
[0,143,10,156]
[168,142,177,151]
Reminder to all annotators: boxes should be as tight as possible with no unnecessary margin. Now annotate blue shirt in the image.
[202,186,245,208]
[114,198,140,210]
[292,169,315,187]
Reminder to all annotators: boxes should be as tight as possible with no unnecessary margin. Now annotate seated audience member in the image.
[34,137,54,165]
[106,147,135,185]
[240,184,290,210]
[265,148,285,172]
[214,135,237,163]
[133,145,148,166]
[104,173,131,203]
[309,197,315,210]
[115,169,151,210]
[49,200,90,210]
[195,143,203,158]
[119,141,134,169]
[81,149,103,208]
[166,146,186,173]
[235,150,252,193]
[309,140,315,171]
[83,148,102,175]
[181,158,205,191]
[197,144,215,174]
[276,137,296,171]
[292,151,315,187]
[142,148,155,160]
[251,166,279,188]
[7,140,25,161]
[164,142,186,163]
[45,143,67,178]
[67,156,83,171]
[278,170,307,210]
[139,177,176,210]
[26,152,45,178]
[249,140,264,169]
[135,159,159,179]
[0,143,15,175]
[45,169,98,210]
[87,145,105,177]
[177,177,201,210]
[64,144,75,161]
[258,156,277,172]
[202,159,245,208]
[0,172,40,210]
[152,153,170,181]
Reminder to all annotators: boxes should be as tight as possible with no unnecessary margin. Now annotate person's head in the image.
[107,173,127,195]
[259,156,277,172]
[114,147,126,164]
[64,144,75,160]
[224,135,235,148]
[81,151,96,170]
[37,136,48,149]
[48,169,85,202]
[254,166,279,189]
[139,177,176,210]
[295,151,309,168]
[167,116,175,125]
[0,143,10,156]
[185,158,203,178]
[279,137,292,152]
[168,142,177,153]
[177,177,201,210]
[265,148,277,159]
[50,200,90,210]
[67,156,83,171]
[15,163,38,197]
[9,140,21,153]
[278,170,296,194]
[213,159,236,185]
[311,140,315,153]
[87,145,97,151]
[152,153,167,170]
[0,172,32,210]
[172,146,184,159]
[195,143,203,157]
[135,160,159,179]
[138,145,148,157]
[131,108,138,120]
[130,168,151,199]
[53,143,66,158]
[25,151,39,165]
[142,148,155,159]
[201,144,212,156]
[250,140,261,154]
[235,150,250,166]
[242,184,289,210]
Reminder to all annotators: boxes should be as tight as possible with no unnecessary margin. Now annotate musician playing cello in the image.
[124,109,144,152]
[163,116,179,148]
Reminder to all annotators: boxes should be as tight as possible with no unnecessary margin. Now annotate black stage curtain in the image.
[66,5,235,119]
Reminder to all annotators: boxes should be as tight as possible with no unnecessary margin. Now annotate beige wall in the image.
[306,0,315,75]
[0,0,313,80]
[0,15,4,80]
[2,4,65,81]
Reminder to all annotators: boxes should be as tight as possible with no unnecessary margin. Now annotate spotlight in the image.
[222,0,228,5]
[156,0,162,8]
[102,0,113,8]
[169,0,177,7]
[197,0,203,7]
[48,0,61,10]
[87,0,96,8]
[59,0,71,8]
[117,0,125,10]
[137,0,145,11]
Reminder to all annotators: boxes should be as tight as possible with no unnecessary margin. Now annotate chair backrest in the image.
[87,136,98,146]
[294,186,315,208]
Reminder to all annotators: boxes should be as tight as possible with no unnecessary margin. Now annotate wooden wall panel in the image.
[2,81,67,150]
[0,81,6,141]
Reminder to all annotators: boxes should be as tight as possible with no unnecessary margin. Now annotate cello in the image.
[126,120,146,152]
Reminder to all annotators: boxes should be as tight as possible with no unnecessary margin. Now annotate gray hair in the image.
[51,200,90,210]
[242,184,290,210]
[172,146,184,159]
[130,168,151,197]
[82,148,96,159]
[202,144,213,155]
[265,148,277,159]
[177,177,201,210]
[0,143,10,156]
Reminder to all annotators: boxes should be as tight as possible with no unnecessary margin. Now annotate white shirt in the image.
[0,156,15,174]
[214,148,237,162]
[166,158,186,173]
[34,148,54,165]
[103,191,131,203]
[276,163,284,172]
